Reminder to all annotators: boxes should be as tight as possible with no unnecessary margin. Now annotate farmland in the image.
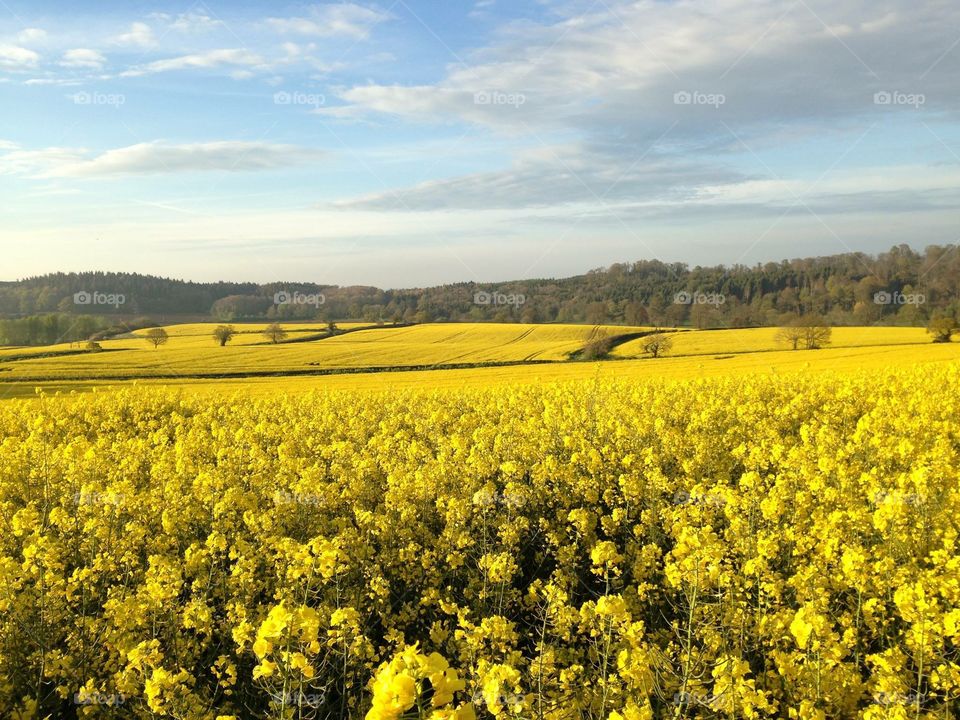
[2,361,959,718]
[0,322,956,400]
[2,321,960,719]
[610,325,931,359]
[0,323,644,384]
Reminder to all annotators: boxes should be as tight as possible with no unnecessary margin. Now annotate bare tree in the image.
[778,317,831,350]
[801,321,832,349]
[262,323,288,344]
[145,328,168,350]
[641,331,673,358]
[775,324,804,350]
[213,325,237,347]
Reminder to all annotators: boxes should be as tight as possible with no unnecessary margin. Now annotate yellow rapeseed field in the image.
[67,340,960,401]
[1,364,958,718]
[611,326,930,359]
[2,329,957,400]
[0,322,372,357]
[0,323,642,383]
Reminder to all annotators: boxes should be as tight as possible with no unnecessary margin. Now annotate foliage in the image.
[927,314,957,343]
[212,325,237,347]
[579,333,615,360]
[3,244,960,326]
[0,314,109,346]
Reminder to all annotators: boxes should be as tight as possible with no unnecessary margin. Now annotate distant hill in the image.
[1,245,958,336]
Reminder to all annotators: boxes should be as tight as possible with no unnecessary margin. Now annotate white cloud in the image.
[0,141,324,177]
[60,48,107,69]
[0,147,87,176]
[24,77,85,86]
[121,48,267,77]
[117,44,331,78]
[337,141,743,211]
[17,28,48,44]
[318,0,960,217]
[169,11,224,33]
[326,0,960,137]
[0,44,40,70]
[694,165,960,209]
[268,3,390,39]
[111,22,156,48]
[470,0,496,20]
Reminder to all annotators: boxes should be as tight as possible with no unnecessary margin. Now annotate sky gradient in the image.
[1,0,958,287]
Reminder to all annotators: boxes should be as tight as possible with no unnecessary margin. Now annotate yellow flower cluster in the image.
[0,363,958,718]
[366,644,472,720]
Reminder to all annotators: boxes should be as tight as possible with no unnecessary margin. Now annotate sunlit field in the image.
[0,323,646,383]
[1,323,957,400]
[2,361,958,718]
[611,325,930,359]
[2,320,960,718]
[0,322,373,357]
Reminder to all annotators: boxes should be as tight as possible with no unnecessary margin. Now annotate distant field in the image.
[611,325,930,358]
[130,321,373,345]
[2,331,958,400]
[0,321,372,357]
[0,322,643,383]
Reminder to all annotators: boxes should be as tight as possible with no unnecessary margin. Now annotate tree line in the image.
[1,244,958,329]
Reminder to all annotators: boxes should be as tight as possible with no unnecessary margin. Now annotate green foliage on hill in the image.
[2,244,958,328]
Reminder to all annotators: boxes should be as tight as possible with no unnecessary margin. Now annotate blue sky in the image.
[1,0,958,287]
